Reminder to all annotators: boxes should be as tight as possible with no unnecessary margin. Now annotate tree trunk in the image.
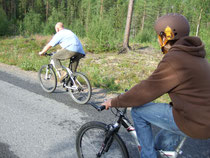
[119,0,134,54]
[85,1,91,33]
[31,0,34,9]
[46,0,49,21]
[141,0,146,32]
[196,7,203,36]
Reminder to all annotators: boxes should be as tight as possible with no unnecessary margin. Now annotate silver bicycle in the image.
[76,103,186,158]
[38,52,92,104]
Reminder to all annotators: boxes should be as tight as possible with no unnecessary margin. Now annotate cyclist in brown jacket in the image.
[102,13,210,158]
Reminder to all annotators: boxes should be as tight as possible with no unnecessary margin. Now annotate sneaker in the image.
[59,70,67,83]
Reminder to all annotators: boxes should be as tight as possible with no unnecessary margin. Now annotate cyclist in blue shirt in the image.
[39,22,85,82]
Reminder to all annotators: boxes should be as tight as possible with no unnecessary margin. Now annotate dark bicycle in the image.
[76,103,186,158]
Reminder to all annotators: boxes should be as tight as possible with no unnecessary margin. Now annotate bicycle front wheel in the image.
[38,65,57,93]
[69,72,92,104]
[76,121,129,158]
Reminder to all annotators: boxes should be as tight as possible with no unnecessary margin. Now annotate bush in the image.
[85,16,121,53]
[200,28,210,61]
[134,29,155,43]
[69,20,86,38]
[0,8,9,36]
[23,10,42,35]
[43,8,66,35]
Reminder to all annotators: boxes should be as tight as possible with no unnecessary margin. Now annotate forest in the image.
[0,0,210,53]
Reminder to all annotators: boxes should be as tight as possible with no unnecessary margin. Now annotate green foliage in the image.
[68,20,86,38]
[0,0,209,52]
[22,10,42,35]
[0,8,9,36]
[79,62,121,91]
[43,8,66,35]
[85,16,121,53]
[134,29,155,43]
[0,35,48,70]
[200,28,210,60]
[20,53,41,71]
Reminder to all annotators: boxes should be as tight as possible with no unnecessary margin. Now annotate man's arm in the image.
[39,44,52,56]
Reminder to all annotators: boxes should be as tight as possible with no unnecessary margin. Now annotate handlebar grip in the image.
[89,102,106,112]
[98,105,106,111]
[43,52,56,56]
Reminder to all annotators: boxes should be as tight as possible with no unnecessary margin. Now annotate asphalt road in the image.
[0,64,209,158]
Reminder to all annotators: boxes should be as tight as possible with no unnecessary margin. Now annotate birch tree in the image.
[119,0,134,53]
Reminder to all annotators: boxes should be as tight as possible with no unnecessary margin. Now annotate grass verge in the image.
[1,35,209,103]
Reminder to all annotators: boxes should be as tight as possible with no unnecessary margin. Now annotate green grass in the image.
[0,35,209,103]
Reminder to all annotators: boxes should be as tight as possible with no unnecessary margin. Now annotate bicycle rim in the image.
[38,65,57,93]
[76,121,129,158]
[69,72,92,104]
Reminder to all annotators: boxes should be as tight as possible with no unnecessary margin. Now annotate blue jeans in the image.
[131,102,187,158]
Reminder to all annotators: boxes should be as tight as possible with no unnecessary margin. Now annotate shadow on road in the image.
[0,142,19,158]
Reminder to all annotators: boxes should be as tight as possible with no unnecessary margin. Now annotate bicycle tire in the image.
[76,121,129,158]
[68,72,92,104]
[38,64,57,93]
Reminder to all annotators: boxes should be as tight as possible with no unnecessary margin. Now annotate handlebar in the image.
[88,102,128,117]
[39,52,56,56]
[88,89,128,113]
[88,102,106,111]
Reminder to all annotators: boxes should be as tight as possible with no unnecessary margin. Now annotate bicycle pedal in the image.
[60,77,67,83]
[63,83,66,87]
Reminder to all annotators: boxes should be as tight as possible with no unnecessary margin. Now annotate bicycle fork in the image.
[96,123,120,157]
[45,65,53,80]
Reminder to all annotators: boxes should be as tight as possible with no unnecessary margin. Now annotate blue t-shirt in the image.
[48,29,85,55]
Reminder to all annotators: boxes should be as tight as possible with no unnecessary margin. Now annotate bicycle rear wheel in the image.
[68,72,92,104]
[38,65,57,93]
[76,121,129,158]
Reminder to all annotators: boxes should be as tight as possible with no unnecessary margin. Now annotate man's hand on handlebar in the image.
[39,52,45,56]
[101,99,112,110]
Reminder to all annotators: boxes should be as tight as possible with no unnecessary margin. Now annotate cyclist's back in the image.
[162,35,210,139]
[48,28,85,55]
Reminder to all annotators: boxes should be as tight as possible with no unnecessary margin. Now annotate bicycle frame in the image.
[40,52,92,104]
[116,108,141,151]
[49,59,80,90]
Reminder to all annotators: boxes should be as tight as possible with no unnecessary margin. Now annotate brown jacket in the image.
[111,36,210,139]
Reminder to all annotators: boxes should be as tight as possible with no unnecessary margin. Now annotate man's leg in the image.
[154,129,184,151]
[52,49,77,70]
[52,49,77,82]
[131,102,186,158]
[70,53,84,72]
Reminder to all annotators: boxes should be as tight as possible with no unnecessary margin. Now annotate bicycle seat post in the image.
[68,57,74,71]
